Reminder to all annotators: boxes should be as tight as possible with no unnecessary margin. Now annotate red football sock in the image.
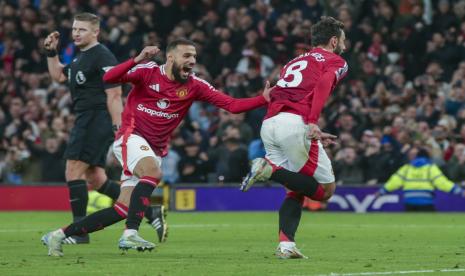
[309,184,325,201]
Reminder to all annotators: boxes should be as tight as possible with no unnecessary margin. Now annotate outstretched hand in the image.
[262,81,274,102]
[134,46,160,63]
[320,132,338,148]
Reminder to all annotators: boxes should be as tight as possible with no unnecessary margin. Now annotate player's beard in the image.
[172,61,189,84]
[334,41,344,55]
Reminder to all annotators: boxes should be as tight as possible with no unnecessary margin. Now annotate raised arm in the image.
[378,166,407,196]
[103,46,160,84]
[44,31,67,83]
[222,94,267,113]
[102,59,137,84]
[195,78,269,113]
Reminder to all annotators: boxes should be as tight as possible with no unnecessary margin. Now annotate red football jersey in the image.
[265,47,348,124]
[104,59,267,156]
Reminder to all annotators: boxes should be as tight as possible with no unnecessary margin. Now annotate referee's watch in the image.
[112,124,120,132]
[45,49,58,57]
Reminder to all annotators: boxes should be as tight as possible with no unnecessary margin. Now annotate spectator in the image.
[1,0,465,187]
[377,135,406,182]
[161,146,181,185]
[178,140,208,183]
[445,143,465,184]
[361,136,384,185]
[334,147,364,185]
[432,0,458,33]
[376,147,465,211]
[209,41,238,79]
[208,125,249,183]
[23,133,66,182]
[248,139,265,161]
[216,113,254,144]
[236,46,274,79]
[300,0,324,23]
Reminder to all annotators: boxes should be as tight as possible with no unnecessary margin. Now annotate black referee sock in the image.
[67,180,88,221]
[279,194,304,242]
[63,202,128,237]
[271,169,319,197]
[97,179,121,200]
[126,179,157,230]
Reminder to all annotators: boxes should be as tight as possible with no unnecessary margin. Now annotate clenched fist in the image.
[44,31,60,51]
[134,46,160,63]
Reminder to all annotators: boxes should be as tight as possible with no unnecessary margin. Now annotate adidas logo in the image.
[63,237,77,244]
[149,84,160,92]
[151,218,162,229]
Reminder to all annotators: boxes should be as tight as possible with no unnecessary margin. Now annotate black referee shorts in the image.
[64,110,114,167]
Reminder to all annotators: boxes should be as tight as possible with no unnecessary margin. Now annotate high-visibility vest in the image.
[381,163,462,205]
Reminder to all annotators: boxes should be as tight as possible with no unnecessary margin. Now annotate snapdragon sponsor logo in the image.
[137,104,179,119]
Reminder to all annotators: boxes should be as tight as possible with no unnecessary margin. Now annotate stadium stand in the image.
[1,0,465,187]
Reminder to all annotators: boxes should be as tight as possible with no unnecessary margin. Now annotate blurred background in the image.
[1,0,465,212]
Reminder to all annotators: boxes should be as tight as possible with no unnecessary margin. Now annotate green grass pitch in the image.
[0,212,464,276]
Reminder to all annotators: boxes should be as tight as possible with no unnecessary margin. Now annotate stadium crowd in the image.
[1,0,465,186]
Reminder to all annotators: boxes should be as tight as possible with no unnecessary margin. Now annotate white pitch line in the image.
[1,222,465,233]
[0,224,236,233]
[312,268,465,276]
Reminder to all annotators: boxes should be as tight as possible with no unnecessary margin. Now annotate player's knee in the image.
[87,174,107,190]
[65,167,78,181]
[86,168,107,189]
[322,183,336,200]
[65,160,90,181]
[134,157,162,180]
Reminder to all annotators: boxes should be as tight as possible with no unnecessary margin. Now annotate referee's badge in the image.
[76,71,86,84]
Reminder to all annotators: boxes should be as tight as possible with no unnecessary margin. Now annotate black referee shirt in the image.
[63,44,119,112]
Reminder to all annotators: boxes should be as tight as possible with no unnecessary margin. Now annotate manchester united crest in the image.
[176,87,188,98]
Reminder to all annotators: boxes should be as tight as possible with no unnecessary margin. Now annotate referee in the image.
[44,13,124,244]
[44,13,168,245]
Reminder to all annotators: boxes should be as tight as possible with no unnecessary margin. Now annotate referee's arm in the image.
[100,50,123,131]
[47,56,67,83]
[105,87,123,130]
[44,31,67,83]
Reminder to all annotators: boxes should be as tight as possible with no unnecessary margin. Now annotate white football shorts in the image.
[261,112,335,184]
[112,133,162,188]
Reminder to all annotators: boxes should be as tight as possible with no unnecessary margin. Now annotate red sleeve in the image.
[307,71,336,123]
[103,59,156,84]
[194,77,267,113]
[327,57,348,85]
[307,58,348,124]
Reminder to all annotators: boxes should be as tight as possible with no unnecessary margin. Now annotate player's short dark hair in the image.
[166,38,196,52]
[311,16,344,47]
[74,12,100,28]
